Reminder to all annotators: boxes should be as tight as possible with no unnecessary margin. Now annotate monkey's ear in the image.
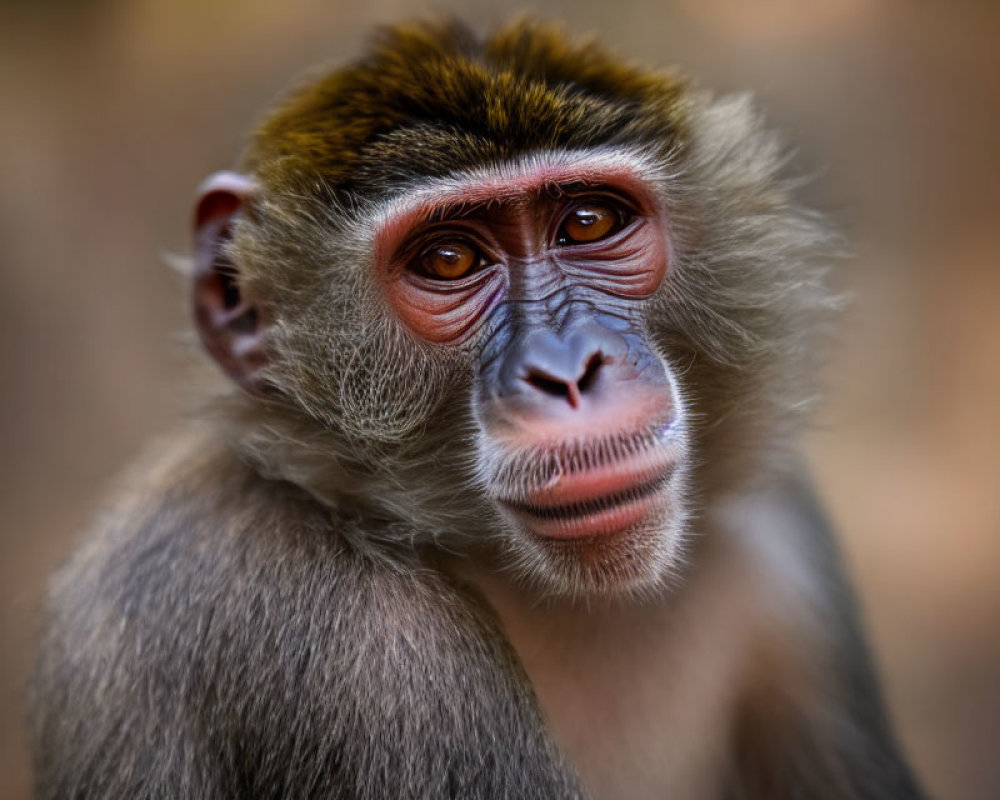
[193,171,270,398]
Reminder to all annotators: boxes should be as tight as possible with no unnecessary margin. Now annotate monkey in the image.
[29,19,926,800]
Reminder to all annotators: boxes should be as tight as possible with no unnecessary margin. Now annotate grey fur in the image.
[30,37,925,800]
[32,436,585,798]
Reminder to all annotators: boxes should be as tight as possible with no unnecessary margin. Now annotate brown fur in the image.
[246,20,687,199]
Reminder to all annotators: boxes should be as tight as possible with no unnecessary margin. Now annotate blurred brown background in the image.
[1,0,998,797]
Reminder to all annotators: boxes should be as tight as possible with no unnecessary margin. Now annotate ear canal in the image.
[192,172,272,398]
[216,261,243,311]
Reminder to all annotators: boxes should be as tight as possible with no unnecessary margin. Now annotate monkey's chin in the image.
[480,424,687,597]
[499,497,686,601]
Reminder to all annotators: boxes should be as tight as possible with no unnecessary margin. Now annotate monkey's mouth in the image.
[491,427,678,540]
[499,467,673,539]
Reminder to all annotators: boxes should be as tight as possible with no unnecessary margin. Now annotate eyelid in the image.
[398,222,479,258]
[406,263,500,291]
[560,186,640,209]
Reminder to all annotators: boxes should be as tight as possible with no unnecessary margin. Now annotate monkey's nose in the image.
[493,322,628,414]
[523,351,606,409]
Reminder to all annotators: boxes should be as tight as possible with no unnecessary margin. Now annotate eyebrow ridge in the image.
[419,180,616,225]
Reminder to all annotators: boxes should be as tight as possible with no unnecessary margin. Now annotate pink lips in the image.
[501,451,675,540]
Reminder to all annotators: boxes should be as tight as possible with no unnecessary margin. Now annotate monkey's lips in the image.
[498,459,675,540]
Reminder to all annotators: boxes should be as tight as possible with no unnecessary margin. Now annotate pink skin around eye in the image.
[555,218,667,299]
[389,268,506,344]
[375,161,668,345]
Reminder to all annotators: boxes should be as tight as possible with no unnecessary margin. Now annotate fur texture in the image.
[222,20,836,556]
[30,19,924,800]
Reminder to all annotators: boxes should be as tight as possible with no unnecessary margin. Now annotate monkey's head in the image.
[191,21,834,598]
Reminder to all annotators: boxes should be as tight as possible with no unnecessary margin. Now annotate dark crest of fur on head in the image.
[243,19,690,200]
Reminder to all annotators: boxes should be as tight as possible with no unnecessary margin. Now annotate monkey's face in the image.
[194,149,691,598]
[192,23,833,599]
[373,151,691,597]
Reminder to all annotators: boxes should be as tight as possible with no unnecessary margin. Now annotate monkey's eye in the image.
[417,241,482,280]
[557,203,625,245]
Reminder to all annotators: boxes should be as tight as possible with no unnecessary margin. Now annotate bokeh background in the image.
[1,0,998,797]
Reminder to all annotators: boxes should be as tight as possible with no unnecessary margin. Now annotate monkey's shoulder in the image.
[47,430,489,661]
[711,479,928,799]
[35,430,583,798]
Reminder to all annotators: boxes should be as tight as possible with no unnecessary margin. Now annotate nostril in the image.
[576,352,605,394]
[523,353,605,409]
[525,370,572,400]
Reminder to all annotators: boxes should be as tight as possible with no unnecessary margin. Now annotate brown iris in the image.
[560,204,618,244]
[419,242,478,280]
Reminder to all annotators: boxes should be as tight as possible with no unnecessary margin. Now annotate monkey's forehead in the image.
[242,19,688,201]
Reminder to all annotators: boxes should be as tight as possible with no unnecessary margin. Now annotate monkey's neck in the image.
[440,530,759,800]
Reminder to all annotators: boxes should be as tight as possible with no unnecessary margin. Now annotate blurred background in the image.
[1,0,997,797]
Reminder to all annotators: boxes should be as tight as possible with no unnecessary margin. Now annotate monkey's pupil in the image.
[563,205,616,243]
[424,243,475,279]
